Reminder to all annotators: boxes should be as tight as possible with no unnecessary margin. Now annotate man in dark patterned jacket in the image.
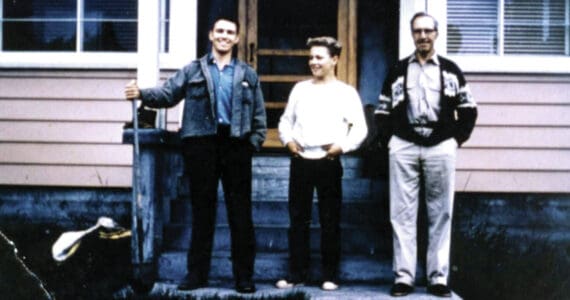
[375,12,477,298]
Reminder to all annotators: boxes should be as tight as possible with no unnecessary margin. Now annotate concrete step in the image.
[158,251,403,283]
[173,176,388,203]
[170,199,389,226]
[116,283,463,300]
[163,224,392,254]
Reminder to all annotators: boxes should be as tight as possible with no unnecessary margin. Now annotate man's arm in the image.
[278,84,302,155]
[248,75,267,151]
[132,65,191,108]
[454,85,477,146]
[374,71,395,148]
[336,87,368,155]
[453,69,478,146]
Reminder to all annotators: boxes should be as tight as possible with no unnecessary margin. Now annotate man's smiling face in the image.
[412,16,438,57]
[209,19,239,55]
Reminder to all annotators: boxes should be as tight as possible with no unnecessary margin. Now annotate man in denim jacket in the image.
[125,16,266,294]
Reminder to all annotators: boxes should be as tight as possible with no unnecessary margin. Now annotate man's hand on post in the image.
[124,80,141,101]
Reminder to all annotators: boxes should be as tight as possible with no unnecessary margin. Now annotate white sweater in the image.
[278,79,368,159]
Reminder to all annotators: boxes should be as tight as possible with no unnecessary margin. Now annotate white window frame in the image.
[400,0,570,74]
[0,0,196,69]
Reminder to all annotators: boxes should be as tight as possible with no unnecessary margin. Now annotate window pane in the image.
[3,21,76,51]
[84,0,137,19]
[504,0,568,55]
[83,21,137,51]
[4,0,76,18]
[258,56,309,76]
[447,0,499,54]
[83,0,137,52]
[2,0,76,51]
[162,0,170,53]
[258,0,337,49]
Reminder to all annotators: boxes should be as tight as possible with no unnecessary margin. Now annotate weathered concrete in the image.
[114,283,463,299]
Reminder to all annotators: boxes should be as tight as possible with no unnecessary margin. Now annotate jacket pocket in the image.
[241,79,255,104]
[240,80,255,133]
[187,77,208,100]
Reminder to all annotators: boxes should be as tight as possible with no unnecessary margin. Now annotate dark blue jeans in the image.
[287,156,343,282]
[182,129,255,284]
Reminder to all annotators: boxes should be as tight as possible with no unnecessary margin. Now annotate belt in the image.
[411,122,437,128]
[217,124,230,137]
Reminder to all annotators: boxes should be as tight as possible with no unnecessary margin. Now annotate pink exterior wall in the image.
[0,70,569,192]
[1,70,135,187]
[456,74,570,192]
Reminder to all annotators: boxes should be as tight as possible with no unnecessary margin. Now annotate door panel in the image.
[239,0,357,148]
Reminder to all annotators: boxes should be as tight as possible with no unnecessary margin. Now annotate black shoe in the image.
[235,279,256,293]
[390,283,414,297]
[177,277,207,291]
[427,284,452,297]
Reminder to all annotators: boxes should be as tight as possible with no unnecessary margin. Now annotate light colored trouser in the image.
[389,135,457,286]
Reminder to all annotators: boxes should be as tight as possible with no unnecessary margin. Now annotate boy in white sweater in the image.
[276,36,367,291]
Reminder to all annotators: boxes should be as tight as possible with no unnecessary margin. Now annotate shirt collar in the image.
[208,53,235,67]
[408,52,440,66]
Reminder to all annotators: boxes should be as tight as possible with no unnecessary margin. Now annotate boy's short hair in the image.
[306,36,342,57]
[211,16,240,33]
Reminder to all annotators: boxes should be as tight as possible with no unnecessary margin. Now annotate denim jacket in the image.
[140,54,267,150]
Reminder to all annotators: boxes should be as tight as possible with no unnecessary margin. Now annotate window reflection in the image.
[1,0,139,52]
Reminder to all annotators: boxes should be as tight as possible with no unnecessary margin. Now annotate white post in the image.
[399,0,427,59]
[427,0,447,55]
[169,0,197,61]
[137,0,163,128]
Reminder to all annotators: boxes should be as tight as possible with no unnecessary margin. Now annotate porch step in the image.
[157,251,403,283]
[123,283,463,300]
[170,199,388,226]
[156,155,395,286]
[175,177,387,202]
[163,224,391,254]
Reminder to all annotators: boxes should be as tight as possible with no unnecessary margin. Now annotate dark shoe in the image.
[177,277,207,291]
[390,283,414,297]
[235,279,256,293]
[427,284,452,297]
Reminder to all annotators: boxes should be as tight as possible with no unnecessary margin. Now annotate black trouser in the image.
[182,128,255,283]
[288,156,343,282]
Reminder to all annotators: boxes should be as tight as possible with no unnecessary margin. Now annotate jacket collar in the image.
[408,52,440,65]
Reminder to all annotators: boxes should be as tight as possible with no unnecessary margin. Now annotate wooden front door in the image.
[238,0,358,148]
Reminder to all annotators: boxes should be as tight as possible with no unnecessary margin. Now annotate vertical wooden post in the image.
[138,0,163,129]
[337,0,358,87]
[238,0,248,62]
[131,0,161,292]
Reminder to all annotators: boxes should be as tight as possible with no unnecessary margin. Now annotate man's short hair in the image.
[410,12,438,32]
[211,16,240,33]
[306,36,342,57]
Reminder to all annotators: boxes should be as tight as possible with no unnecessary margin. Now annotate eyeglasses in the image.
[412,28,436,35]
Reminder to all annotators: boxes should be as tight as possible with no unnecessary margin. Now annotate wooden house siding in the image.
[0,70,135,187]
[456,74,570,192]
[0,70,569,192]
